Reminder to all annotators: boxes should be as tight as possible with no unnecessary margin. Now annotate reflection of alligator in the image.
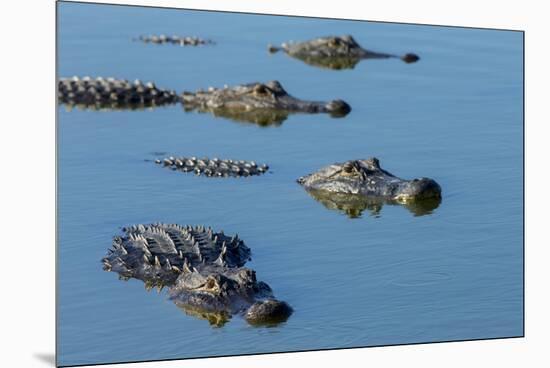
[58,77,178,110]
[180,80,351,125]
[305,189,441,218]
[155,156,269,177]
[297,158,441,212]
[268,35,420,70]
[102,224,292,326]
[136,35,214,46]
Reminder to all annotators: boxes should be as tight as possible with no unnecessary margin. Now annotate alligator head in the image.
[181,80,351,125]
[102,223,292,326]
[297,158,441,212]
[169,265,293,326]
[269,35,420,70]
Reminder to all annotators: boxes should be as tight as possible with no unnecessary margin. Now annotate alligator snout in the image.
[395,178,442,202]
[325,99,351,117]
[401,53,420,63]
[245,299,293,325]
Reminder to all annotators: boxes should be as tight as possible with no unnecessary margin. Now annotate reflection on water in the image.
[305,189,442,218]
[277,52,420,71]
[183,105,290,126]
[280,54,365,71]
[59,101,174,111]
[177,304,231,327]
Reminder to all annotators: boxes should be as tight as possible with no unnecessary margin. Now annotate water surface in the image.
[57,3,523,366]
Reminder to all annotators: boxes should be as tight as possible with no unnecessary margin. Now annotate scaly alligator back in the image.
[137,35,214,46]
[155,156,269,177]
[58,76,178,110]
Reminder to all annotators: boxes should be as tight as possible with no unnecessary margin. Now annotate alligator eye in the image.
[343,162,354,173]
[205,278,217,289]
[253,84,268,95]
[328,38,340,47]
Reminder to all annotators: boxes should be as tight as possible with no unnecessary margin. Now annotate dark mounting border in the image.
[55,1,525,367]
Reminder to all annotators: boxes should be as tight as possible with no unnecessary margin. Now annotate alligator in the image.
[155,156,269,177]
[102,223,292,326]
[268,35,420,70]
[58,76,179,110]
[297,158,442,213]
[136,35,214,46]
[180,80,351,125]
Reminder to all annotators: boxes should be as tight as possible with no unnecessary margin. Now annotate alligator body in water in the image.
[297,158,441,215]
[102,223,292,326]
[156,156,269,177]
[137,35,214,46]
[268,35,420,70]
[58,77,179,110]
[180,80,351,126]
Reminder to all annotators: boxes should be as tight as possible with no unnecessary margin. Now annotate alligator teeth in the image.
[171,266,181,273]
[154,256,161,267]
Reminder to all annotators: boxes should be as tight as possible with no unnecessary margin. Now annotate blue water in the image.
[57,2,523,366]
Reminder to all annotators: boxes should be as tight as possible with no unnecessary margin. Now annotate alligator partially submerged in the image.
[268,35,420,70]
[298,158,441,213]
[137,35,214,46]
[102,223,292,326]
[58,76,178,110]
[180,80,351,125]
[156,156,269,177]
